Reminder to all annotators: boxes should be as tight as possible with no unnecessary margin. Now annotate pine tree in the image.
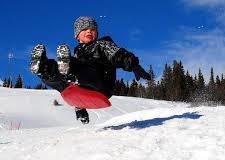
[138,83,146,98]
[209,67,215,86]
[127,79,138,97]
[207,67,216,102]
[125,81,129,96]
[161,64,173,100]
[191,69,207,104]
[3,78,7,87]
[146,65,156,99]
[216,75,221,86]
[155,81,164,100]
[119,78,128,96]
[197,69,205,90]
[171,60,186,101]
[215,75,222,103]
[14,74,23,88]
[185,71,195,101]
[7,77,13,88]
[113,79,128,96]
[220,75,225,104]
[193,74,198,89]
[113,80,121,96]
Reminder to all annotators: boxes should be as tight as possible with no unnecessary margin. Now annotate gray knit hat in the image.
[74,16,98,38]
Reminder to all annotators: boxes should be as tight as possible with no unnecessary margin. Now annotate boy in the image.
[30,16,150,124]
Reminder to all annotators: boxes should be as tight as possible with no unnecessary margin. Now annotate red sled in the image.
[61,84,111,109]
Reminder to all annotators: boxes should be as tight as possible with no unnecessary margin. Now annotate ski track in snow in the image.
[0,87,225,160]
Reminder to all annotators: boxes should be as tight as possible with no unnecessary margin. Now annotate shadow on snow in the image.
[103,112,203,130]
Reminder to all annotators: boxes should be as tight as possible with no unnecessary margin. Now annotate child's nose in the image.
[86,29,91,32]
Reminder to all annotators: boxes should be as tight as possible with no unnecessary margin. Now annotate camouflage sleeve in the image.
[98,36,121,61]
[98,36,139,71]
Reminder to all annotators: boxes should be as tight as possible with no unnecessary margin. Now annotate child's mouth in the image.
[86,35,93,39]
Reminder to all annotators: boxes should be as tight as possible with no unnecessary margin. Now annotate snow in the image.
[0,87,225,160]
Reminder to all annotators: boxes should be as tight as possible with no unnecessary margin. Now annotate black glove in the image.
[117,49,139,71]
[133,65,151,81]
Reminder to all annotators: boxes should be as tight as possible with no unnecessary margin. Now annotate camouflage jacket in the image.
[72,36,139,97]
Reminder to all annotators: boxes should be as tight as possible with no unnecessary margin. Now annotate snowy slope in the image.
[0,87,225,160]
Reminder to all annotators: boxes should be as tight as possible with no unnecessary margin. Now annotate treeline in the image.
[1,74,47,89]
[2,60,225,105]
[113,60,225,105]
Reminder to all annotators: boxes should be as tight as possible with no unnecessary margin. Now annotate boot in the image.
[57,44,71,75]
[75,107,89,124]
[30,44,47,74]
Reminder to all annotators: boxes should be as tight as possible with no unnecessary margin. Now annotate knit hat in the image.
[74,16,98,38]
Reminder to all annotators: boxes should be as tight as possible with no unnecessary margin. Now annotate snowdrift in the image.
[0,87,225,160]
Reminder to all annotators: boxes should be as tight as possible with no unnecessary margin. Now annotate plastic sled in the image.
[61,84,111,109]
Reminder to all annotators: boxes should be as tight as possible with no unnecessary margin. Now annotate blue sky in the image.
[1,0,225,87]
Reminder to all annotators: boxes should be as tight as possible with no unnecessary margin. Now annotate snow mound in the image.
[0,88,225,160]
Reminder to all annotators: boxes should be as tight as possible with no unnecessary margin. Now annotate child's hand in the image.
[133,65,151,81]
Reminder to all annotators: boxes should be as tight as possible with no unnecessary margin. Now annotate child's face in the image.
[77,28,97,43]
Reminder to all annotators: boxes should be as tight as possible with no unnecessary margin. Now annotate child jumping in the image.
[30,16,150,124]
